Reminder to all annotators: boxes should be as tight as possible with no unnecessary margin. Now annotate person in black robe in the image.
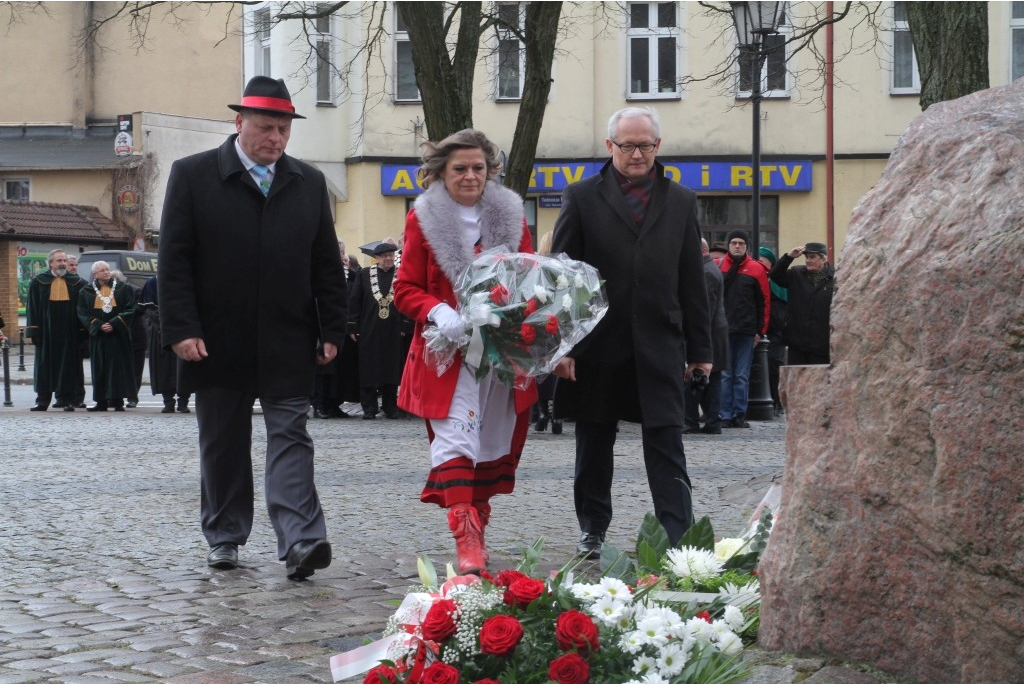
[140,276,191,413]
[77,261,136,411]
[26,249,86,411]
[347,241,411,419]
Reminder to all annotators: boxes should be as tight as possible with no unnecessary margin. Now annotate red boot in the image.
[473,501,491,565]
[448,503,486,575]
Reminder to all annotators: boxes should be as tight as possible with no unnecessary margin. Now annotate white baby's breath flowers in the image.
[665,546,725,583]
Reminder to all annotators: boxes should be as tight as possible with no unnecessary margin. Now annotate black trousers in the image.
[360,384,397,416]
[574,419,694,545]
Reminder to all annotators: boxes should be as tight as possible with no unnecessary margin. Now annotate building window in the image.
[254,8,272,77]
[395,8,420,102]
[496,2,525,100]
[4,179,30,201]
[628,2,680,98]
[891,1,920,93]
[314,14,334,103]
[1012,1,1024,81]
[698,196,779,254]
[736,5,791,98]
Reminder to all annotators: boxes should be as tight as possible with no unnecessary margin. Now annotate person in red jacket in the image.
[393,129,537,575]
[719,229,770,428]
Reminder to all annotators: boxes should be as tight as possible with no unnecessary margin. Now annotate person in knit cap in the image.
[718,229,770,428]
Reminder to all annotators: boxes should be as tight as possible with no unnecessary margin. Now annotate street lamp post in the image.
[731,2,783,422]
[730,1,783,257]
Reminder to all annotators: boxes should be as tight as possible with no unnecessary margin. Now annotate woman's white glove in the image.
[429,303,467,342]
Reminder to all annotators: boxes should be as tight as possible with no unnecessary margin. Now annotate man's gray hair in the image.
[91,260,110,275]
[608,106,661,140]
[47,248,66,264]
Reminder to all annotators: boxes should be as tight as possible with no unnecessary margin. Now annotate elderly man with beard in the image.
[26,249,86,411]
[78,261,136,411]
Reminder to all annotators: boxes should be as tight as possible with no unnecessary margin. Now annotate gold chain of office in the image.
[370,265,394,319]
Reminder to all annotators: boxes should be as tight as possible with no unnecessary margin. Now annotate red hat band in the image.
[238,95,296,114]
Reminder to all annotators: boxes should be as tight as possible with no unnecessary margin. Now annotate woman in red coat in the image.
[394,129,537,574]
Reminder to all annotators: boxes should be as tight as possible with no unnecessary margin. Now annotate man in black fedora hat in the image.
[158,75,348,580]
[770,241,836,365]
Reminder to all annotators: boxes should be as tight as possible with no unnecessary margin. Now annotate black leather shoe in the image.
[126,400,138,408]
[682,426,701,435]
[313,408,331,419]
[177,404,191,413]
[731,415,750,428]
[162,404,175,413]
[577,531,605,559]
[63,405,75,412]
[76,403,87,409]
[286,539,332,580]
[87,403,109,412]
[701,425,722,435]
[207,543,239,570]
[384,412,400,419]
[30,404,48,412]
[362,413,377,420]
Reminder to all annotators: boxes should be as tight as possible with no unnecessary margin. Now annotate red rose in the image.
[554,609,600,653]
[524,298,540,316]
[479,614,524,656]
[490,285,510,305]
[487,569,526,587]
[421,599,458,641]
[545,315,559,335]
[549,652,590,684]
[363,664,399,683]
[696,610,712,623]
[503,576,546,608]
[421,661,460,684]
[520,324,537,345]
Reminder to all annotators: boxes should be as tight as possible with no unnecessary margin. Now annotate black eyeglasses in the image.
[611,139,658,154]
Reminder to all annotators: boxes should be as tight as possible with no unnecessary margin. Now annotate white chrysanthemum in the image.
[665,546,724,583]
[714,537,748,561]
[534,284,550,302]
[620,630,646,654]
[717,630,744,655]
[561,293,573,311]
[570,582,600,601]
[655,641,690,678]
[598,576,633,600]
[686,616,717,643]
[723,604,745,631]
[634,616,672,647]
[590,595,629,627]
[556,274,569,289]
[632,654,658,677]
[718,578,761,608]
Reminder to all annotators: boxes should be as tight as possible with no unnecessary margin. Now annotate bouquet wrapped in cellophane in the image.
[423,247,608,390]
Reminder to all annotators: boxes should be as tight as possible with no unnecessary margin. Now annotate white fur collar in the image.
[413,181,526,285]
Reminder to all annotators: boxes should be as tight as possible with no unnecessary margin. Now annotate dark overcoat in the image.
[703,254,730,372]
[348,265,410,387]
[157,135,348,397]
[552,160,713,427]
[78,279,136,402]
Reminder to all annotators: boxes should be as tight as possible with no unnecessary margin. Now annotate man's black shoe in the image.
[76,403,87,409]
[314,408,331,419]
[576,531,605,559]
[385,412,400,419]
[731,415,750,428]
[701,425,722,435]
[682,426,701,435]
[87,403,109,412]
[286,539,332,580]
[30,404,48,412]
[207,543,239,570]
[64,405,75,412]
[362,413,377,420]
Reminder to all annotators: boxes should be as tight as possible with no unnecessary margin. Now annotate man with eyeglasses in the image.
[552,106,713,558]
[769,242,835,365]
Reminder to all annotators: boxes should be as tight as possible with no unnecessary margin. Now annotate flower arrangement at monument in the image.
[422,247,608,389]
[330,512,773,684]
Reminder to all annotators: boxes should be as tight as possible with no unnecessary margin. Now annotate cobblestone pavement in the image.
[1,363,793,684]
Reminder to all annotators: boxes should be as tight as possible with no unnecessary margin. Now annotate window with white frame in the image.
[314,13,334,103]
[496,2,525,100]
[737,5,791,98]
[394,8,420,102]
[254,8,272,77]
[1012,1,1024,81]
[891,1,920,93]
[628,2,680,98]
[4,179,30,201]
